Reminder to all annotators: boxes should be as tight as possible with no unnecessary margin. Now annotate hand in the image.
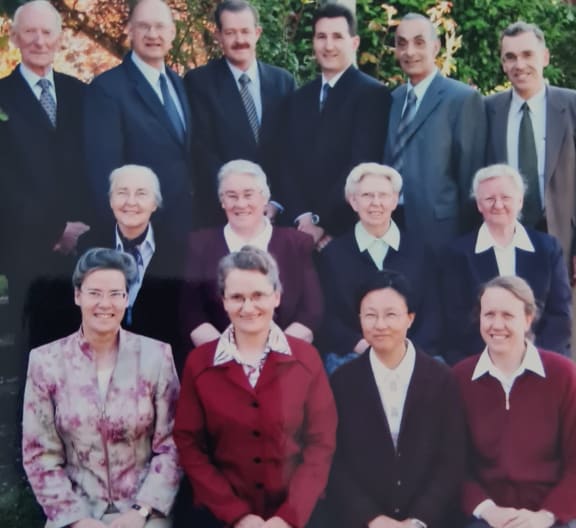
[265,202,281,223]
[481,503,521,528]
[284,322,313,343]
[70,519,107,528]
[53,221,90,255]
[315,234,332,251]
[502,509,555,528]
[367,515,404,528]
[190,323,221,347]
[234,514,266,528]
[353,338,370,354]
[296,214,325,244]
[108,509,146,528]
[262,516,292,528]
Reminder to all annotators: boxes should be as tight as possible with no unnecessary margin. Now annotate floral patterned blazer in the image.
[22,329,181,528]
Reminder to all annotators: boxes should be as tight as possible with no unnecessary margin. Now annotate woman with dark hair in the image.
[454,276,576,528]
[22,248,180,528]
[325,270,466,528]
[174,246,336,528]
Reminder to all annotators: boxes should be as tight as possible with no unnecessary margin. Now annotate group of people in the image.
[1,0,576,526]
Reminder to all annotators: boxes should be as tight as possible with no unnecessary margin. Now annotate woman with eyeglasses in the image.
[325,270,466,528]
[174,246,337,528]
[22,248,180,528]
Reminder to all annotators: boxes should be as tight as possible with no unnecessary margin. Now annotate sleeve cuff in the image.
[473,499,495,519]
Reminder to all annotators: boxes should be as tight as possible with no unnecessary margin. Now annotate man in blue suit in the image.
[384,13,486,254]
[184,0,296,226]
[84,0,194,237]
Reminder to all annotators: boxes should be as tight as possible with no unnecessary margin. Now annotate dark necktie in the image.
[37,78,56,127]
[159,73,185,142]
[239,73,260,143]
[320,83,331,111]
[391,88,417,175]
[518,102,542,226]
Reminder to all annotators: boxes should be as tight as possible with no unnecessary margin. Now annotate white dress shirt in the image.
[19,63,57,103]
[402,67,438,115]
[354,220,400,270]
[227,59,263,123]
[318,68,347,105]
[506,87,547,201]
[369,340,416,448]
[223,218,273,252]
[474,221,535,276]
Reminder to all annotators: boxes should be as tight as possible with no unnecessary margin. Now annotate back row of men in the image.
[1,0,575,334]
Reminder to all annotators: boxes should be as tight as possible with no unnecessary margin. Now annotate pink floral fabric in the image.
[22,329,181,528]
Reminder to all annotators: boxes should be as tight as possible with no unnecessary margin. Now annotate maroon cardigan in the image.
[181,227,323,346]
[454,350,576,523]
[174,336,337,528]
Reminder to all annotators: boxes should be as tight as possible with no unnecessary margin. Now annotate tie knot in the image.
[406,88,416,105]
[521,101,531,114]
[37,78,51,90]
[239,73,251,87]
[322,83,331,98]
[159,73,168,86]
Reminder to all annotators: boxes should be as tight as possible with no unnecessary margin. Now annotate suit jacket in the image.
[272,66,391,236]
[181,227,323,346]
[485,86,576,264]
[326,350,466,528]
[84,54,195,236]
[318,228,441,357]
[184,58,296,226]
[23,329,180,528]
[441,226,572,363]
[384,73,486,251]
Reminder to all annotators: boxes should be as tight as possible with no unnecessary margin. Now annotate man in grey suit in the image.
[486,21,576,278]
[384,13,486,253]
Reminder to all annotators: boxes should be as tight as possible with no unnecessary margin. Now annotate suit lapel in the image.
[489,91,511,161]
[403,74,444,144]
[471,247,499,283]
[7,68,55,131]
[544,86,567,186]
[386,86,406,155]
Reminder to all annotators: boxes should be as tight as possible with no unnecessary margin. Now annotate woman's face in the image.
[475,176,523,229]
[222,268,280,340]
[479,286,533,357]
[219,172,267,232]
[359,287,414,355]
[349,174,398,232]
[74,269,128,339]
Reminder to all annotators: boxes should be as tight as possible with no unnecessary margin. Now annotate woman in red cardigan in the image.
[454,276,576,528]
[174,246,337,528]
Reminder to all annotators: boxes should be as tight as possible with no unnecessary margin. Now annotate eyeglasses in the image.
[220,190,263,203]
[224,291,275,308]
[111,189,154,202]
[480,195,515,207]
[132,22,171,34]
[360,311,407,325]
[80,289,127,302]
[355,191,393,203]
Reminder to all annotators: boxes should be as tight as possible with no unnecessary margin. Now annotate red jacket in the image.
[174,336,337,527]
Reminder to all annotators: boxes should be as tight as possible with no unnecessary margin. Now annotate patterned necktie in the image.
[239,73,260,143]
[391,88,417,175]
[159,73,185,142]
[37,78,56,127]
[320,83,331,111]
[518,102,542,226]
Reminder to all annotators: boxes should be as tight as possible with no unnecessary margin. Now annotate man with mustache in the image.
[184,0,295,226]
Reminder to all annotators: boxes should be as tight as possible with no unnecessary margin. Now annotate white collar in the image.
[475,221,535,254]
[369,339,416,380]
[322,67,348,88]
[19,63,55,88]
[223,217,273,252]
[131,51,167,84]
[471,340,546,381]
[214,321,291,366]
[407,67,438,101]
[355,220,400,252]
[511,84,546,112]
[115,223,156,252]
[227,59,259,84]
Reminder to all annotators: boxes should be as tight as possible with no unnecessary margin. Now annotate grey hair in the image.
[471,164,526,198]
[12,0,62,33]
[108,164,163,208]
[217,159,271,201]
[400,13,438,40]
[500,21,546,48]
[217,245,282,296]
[344,162,403,201]
[72,248,138,290]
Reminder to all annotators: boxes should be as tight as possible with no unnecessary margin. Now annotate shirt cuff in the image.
[294,212,319,225]
[473,499,496,519]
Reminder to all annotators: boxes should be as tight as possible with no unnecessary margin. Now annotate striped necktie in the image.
[239,73,260,143]
[159,73,185,142]
[391,88,417,175]
[37,78,56,126]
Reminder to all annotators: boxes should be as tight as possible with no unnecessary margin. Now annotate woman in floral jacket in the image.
[22,248,181,528]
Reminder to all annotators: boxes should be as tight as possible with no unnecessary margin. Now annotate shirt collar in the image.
[471,340,546,381]
[115,223,156,253]
[223,217,272,252]
[214,321,291,366]
[131,50,166,84]
[407,67,438,101]
[19,62,55,89]
[322,67,348,88]
[354,220,400,253]
[227,59,259,84]
[475,221,535,254]
[369,338,416,381]
[511,84,546,113]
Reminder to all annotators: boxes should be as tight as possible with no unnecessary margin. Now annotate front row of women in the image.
[22,246,576,528]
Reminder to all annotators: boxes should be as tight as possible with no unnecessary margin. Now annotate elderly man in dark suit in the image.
[272,3,390,247]
[384,13,486,254]
[0,0,91,351]
[486,21,576,280]
[184,0,295,226]
[84,0,194,237]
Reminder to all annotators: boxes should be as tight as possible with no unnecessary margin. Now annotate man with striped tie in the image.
[384,13,486,254]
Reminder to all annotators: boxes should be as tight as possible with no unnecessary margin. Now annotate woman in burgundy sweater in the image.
[454,276,576,528]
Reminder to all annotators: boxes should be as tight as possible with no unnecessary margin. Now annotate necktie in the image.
[239,73,260,143]
[37,78,56,127]
[320,83,331,111]
[518,102,542,226]
[391,88,417,175]
[159,73,185,142]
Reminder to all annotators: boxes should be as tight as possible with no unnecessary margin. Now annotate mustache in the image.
[231,43,251,50]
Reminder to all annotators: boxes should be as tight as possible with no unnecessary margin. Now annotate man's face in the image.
[216,8,261,71]
[11,3,62,77]
[127,0,176,69]
[394,18,439,85]
[313,16,359,80]
[501,31,549,100]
